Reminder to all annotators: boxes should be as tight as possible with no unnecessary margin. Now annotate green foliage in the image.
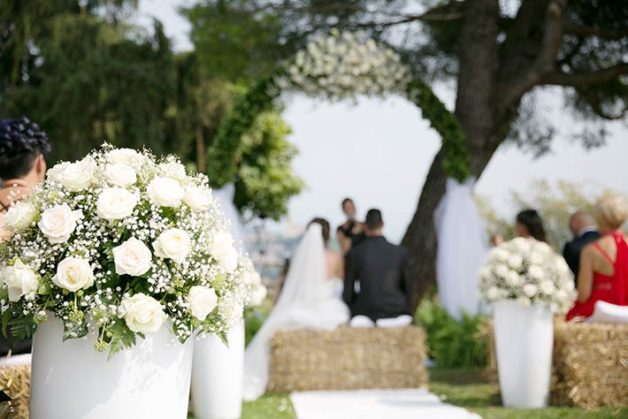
[208,76,282,186]
[405,79,470,181]
[416,299,487,368]
[103,318,137,358]
[234,112,304,220]
[244,308,269,346]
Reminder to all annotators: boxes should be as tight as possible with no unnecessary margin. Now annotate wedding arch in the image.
[208,30,471,186]
[209,30,485,319]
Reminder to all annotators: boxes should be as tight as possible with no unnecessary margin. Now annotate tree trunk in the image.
[402,0,500,308]
[195,126,207,173]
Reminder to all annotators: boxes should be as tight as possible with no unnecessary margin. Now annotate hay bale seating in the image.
[552,321,628,408]
[0,355,31,419]
[484,319,628,408]
[268,326,428,393]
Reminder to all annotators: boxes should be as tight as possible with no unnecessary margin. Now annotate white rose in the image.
[122,293,165,334]
[52,257,94,292]
[158,162,186,180]
[539,280,555,295]
[535,242,552,255]
[516,296,531,307]
[479,266,492,280]
[187,286,218,321]
[147,177,184,207]
[505,270,521,287]
[555,258,570,275]
[250,283,267,306]
[4,202,37,231]
[57,157,96,192]
[209,232,238,273]
[38,204,82,244]
[107,148,145,169]
[529,252,544,265]
[486,287,501,301]
[488,248,509,262]
[528,265,545,281]
[105,163,137,187]
[113,238,152,276]
[46,162,69,184]
[494,264,509,279]
[2,260,38,302]
[96,188,139,220]
[183,185,212,211]
[507,254,523,271]
[523,283,538,298]
[242,269,262,286]
[153,228,191,263]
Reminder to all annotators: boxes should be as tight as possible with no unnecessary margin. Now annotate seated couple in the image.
[243,209,413,400]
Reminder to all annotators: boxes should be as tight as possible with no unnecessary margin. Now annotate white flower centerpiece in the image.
[479,237,575,409]
[0,145,255,419]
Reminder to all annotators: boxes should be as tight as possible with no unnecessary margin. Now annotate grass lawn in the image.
[236,368,627,419]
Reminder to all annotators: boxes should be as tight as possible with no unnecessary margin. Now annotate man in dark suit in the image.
[343,208,412,323]
[563,211,600,285]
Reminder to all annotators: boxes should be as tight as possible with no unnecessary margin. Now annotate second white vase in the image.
[493,300,553,408]
[191,318,245,419]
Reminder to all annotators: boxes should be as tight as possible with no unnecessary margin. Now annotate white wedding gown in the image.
[243,223,349,400]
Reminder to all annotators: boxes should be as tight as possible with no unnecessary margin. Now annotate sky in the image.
[137,0,627,242]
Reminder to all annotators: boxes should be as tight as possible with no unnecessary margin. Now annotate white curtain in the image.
[214,184,246,246]
[434,177,487,320]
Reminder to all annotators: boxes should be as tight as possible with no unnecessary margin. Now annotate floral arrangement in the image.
[0,145,265,355]
[479,238,576,313]
[278,30,410,100]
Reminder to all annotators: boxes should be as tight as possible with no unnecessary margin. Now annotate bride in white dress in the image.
[243,218,349,400]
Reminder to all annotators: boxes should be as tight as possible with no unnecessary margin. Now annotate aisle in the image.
[291,388,481,419]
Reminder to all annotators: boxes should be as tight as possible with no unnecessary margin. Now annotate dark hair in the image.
[365,208,383,230]
[341,198,354,209]
[308,217,330,243]
[516,209,546,242]
[0,117,51,180]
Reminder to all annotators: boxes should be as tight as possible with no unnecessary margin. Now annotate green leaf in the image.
[107,319,136,359]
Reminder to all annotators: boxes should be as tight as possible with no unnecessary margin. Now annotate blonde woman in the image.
[567,194,627,320]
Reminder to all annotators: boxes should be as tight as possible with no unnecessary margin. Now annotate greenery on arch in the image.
[208,30,471,188]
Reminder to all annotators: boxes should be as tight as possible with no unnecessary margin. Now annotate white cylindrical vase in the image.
[30,316,194,419]
[493,300,553,408]
[191,318,245,419]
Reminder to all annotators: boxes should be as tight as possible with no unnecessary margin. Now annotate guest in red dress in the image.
[566,194,628,321]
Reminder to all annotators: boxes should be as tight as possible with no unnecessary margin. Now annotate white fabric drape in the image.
[214,184,245,246]
[434,177,487,319]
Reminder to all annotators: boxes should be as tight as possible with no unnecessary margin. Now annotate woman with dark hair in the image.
[0,117,50,356]
[515,209,547,242]
[0,117,51,221]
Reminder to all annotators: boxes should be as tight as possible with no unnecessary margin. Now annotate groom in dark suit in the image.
[563,211,600,285]
[343,209,412,322]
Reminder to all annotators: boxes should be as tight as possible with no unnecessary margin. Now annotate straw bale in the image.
[268,326,428,392]
[552,321,628,408]
[0,364,30,419]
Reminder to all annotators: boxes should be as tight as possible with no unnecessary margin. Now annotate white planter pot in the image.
[493,300,553,408]
[30,316,194,419]
[191,318,245,419]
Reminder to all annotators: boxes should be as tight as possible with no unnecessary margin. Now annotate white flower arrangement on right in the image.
[479,238,576,313]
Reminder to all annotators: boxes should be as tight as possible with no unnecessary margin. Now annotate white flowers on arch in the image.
[277,30,411,100]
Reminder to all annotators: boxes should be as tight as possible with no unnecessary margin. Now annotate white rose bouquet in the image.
[0,145,257,355]
[479,237,576,313]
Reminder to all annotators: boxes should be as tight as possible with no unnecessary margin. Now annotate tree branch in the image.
[564,22,628,39]
[541,63,628,86]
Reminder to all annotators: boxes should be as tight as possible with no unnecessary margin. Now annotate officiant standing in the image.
[343,209,413,327]
[336,197,365,254]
